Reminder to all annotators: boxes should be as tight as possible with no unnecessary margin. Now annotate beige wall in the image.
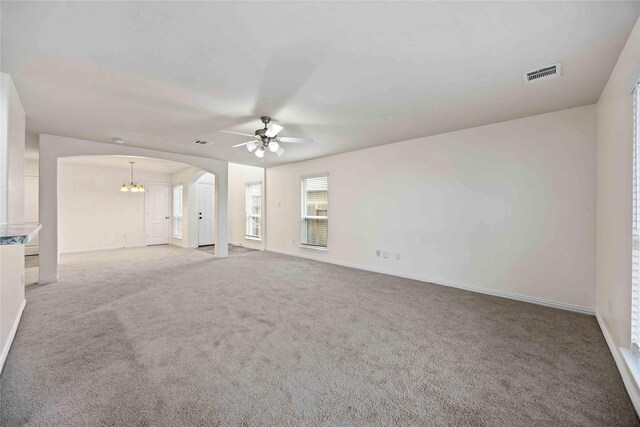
[228,163,265,250]
[58,162,171,253]
[267,104,597,312]
[24,159,39,250]
[596,15,640,401]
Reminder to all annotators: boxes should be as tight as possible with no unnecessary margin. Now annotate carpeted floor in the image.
[1,246,637,426]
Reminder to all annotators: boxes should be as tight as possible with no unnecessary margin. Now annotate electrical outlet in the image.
[376,249,381,257]
[383,251,388,259]
[609,298,613,314]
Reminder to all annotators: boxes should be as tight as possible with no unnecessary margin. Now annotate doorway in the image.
[145,183,171,245]
[197,173,215,247]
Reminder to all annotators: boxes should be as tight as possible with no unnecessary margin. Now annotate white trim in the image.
[60,244,146,254]
[299,244,328,252]
[267,248,595,315]
[245,236,261,241]
[300,172,330,180]
[596,310,640,416]
[0,299,26,374]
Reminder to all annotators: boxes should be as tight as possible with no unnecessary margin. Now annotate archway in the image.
[38,134,229,284]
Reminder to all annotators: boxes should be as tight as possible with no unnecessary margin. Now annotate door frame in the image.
[145,182,171,246]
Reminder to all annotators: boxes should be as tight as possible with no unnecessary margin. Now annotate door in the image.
[146,183,170,245]
[198,182,215,246]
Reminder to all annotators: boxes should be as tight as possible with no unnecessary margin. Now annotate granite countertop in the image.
[0,223,42,245]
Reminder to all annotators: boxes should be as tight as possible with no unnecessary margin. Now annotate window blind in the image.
[302,175,328,247]
[172,185,183,238]
[633,84,640,351]
[245,182,261,238]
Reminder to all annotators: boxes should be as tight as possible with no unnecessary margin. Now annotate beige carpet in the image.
[1,246,637,426]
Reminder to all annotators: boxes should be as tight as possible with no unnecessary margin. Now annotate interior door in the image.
[146,183,170,245]
[198,182,215,246]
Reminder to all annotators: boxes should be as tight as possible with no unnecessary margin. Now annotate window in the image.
[633,83,640,351]
[172,184,183,238]
[301,175,328,248]
[245,182,261,239]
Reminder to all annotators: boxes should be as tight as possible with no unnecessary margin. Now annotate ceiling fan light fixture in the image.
[247,141,257,152]
[269,141,279,152]
[255,148,265,158]
[276,147,285,157]
[265,123,283,138]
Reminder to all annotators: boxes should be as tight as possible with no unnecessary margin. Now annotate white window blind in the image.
[301,175,328,248]
[172,184,183,238]
[245,182,261,239]
[633,84,640,351]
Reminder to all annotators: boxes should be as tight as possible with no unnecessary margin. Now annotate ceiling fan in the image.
[223,116,313,158]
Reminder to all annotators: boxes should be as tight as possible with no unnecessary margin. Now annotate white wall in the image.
[58,162,171,253]
[267,104,597,312]
[39,134,229,284]
[0,73,26,372]
[595,16,640,408]
[24,159,39,251]
[0,73,25,224]
[229,163,265,250]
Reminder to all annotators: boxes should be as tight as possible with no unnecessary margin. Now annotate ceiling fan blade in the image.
[231,141,254,148]
[221,130,255,138]
[265,123,284,138]
[277,137,313,144]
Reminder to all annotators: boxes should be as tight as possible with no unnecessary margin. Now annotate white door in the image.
[146,184,170,246]
[198,182,215,246]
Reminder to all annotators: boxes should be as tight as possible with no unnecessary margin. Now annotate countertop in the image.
[0,223,42,245]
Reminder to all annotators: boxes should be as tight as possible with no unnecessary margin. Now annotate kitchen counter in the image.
[0,223,42,245]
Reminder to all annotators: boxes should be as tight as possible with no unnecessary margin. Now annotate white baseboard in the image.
[60,244,146,255]
[595,310,640,415]
[0,299,26,374]
[267,248,595,315]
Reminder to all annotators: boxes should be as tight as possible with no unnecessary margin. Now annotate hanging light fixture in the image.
[120,161,145,192]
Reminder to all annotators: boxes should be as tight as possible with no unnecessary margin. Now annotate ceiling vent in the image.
[193,139,209,145]
[523,63,561,85]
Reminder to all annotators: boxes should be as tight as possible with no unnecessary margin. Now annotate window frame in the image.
[172,183,183,239]
[245,181,262,240]
[300,173,329,250]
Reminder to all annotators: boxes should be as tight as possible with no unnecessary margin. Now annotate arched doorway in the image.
[38,134,230,284]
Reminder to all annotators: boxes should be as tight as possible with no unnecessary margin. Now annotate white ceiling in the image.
[60,155,191,174]
[2,2,639,167]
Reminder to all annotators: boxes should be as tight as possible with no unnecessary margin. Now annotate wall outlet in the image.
[609,298,613,314]
[376,249,381,257]
[383,251,388,259]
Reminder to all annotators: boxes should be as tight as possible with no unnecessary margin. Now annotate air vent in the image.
[193,139,209,145]
[523,63,561,85]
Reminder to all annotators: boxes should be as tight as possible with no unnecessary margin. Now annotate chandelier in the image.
[120,161,145,192]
